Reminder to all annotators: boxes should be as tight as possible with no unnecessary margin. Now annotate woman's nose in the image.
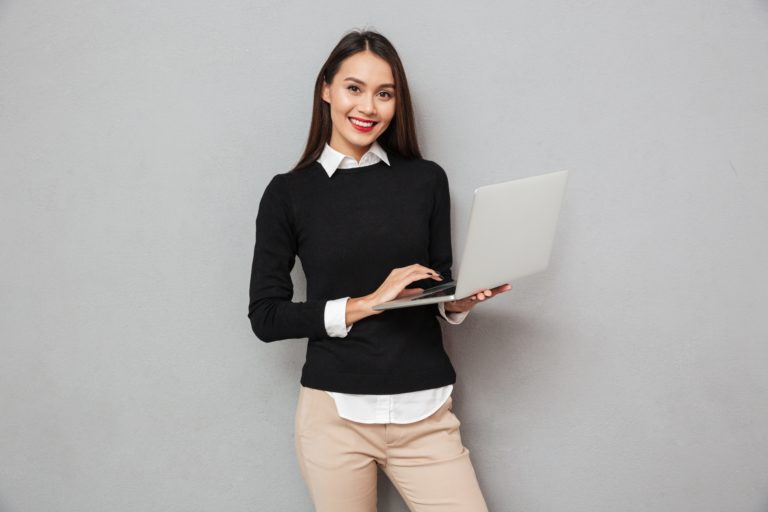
[358,94,376,114]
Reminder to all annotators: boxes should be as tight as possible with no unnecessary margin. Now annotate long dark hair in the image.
[289,29,422,172]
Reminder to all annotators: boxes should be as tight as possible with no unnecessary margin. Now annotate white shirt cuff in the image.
[437,301,470,325]
[324,297,353,337]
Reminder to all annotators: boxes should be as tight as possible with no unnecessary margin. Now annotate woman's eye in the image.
[346,85,392,98]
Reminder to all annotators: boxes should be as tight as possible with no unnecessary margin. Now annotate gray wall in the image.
[1,1,767,511]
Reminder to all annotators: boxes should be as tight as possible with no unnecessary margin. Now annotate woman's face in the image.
[322,51,396,161]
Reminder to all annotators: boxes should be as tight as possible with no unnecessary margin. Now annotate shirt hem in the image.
[300,366,457,395]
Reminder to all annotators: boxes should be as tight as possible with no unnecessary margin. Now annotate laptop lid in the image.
[453,169,569,299]
[371,169,569,311]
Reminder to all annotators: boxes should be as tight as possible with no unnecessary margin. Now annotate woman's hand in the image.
[443,283,513,314]
[365,263,444,315]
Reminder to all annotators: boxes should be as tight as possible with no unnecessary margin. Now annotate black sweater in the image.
[247,155,457,394]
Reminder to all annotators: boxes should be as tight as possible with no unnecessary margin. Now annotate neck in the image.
[329,139,371,162]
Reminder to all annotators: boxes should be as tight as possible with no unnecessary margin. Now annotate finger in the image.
[490,284,512,294]
[402,270,442,287]
[412,264,442,277]
[415,268,443,280]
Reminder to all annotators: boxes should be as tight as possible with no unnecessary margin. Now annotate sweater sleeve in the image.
[426,162,456,319]
[247,174,328,342]
[428,162,454,281]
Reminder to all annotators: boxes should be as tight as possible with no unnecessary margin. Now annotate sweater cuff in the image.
[325,297,353,337]
[437,301,470,325]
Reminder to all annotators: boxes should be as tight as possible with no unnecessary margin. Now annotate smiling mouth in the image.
[348,117,377,128]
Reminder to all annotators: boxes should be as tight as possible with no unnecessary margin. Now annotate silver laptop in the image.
[372,169,569,311]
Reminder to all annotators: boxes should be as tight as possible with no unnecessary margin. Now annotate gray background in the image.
[1,0,767,511]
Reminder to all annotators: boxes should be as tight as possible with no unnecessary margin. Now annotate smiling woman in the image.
[321,61,396,148]
[290,30,424,169]
[248,28,508,511]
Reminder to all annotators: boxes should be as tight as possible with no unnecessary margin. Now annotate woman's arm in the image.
[247,174,329,342]
[426,162,454,284]
[423,162,458,320]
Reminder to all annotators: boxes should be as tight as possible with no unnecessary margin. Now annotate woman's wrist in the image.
[345,295,379,325]
[443,301,461,313]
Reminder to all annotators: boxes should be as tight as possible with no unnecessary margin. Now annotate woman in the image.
[248,29,511,511]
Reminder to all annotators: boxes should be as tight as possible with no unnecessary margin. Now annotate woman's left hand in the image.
[443,283,513,313]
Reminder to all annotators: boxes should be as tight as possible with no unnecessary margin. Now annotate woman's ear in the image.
[321,82,331,104]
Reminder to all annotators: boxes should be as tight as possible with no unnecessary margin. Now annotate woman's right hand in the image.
[366,264,444,315]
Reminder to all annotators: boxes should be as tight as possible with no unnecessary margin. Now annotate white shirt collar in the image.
[317,140,390,177]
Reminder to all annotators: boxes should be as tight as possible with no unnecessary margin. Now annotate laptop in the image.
[372,169,569,310]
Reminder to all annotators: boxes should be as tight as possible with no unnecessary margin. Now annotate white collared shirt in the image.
[317,139,391,177]
[316,141,469,424]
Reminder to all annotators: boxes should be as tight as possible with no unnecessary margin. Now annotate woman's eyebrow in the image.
[343,76,395,89]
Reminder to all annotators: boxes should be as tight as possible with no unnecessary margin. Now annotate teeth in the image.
[350,118,374,127]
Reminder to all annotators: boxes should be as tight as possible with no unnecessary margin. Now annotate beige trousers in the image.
[294,385,489,512]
